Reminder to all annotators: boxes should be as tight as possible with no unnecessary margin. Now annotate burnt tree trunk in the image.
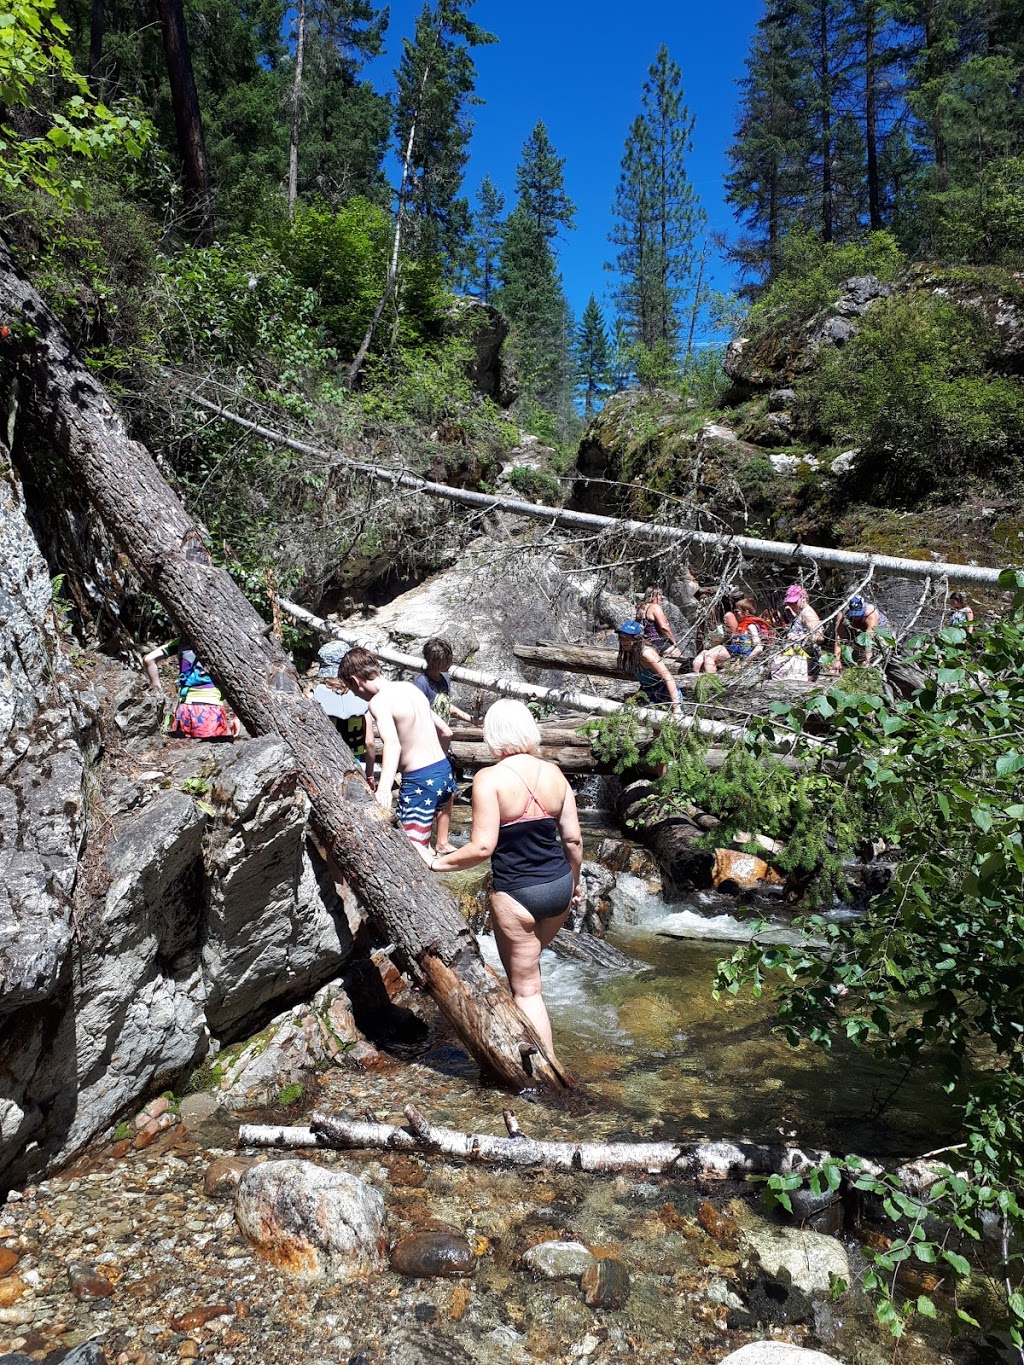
[156,0,213,240]
[0,237,571,1095]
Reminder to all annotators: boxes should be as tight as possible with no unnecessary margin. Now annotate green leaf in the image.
[917,1295,937,1318]
[995,752,1024,778]
[944,1250,971,1277]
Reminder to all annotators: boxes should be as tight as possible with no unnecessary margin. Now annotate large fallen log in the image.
[239,1104,830,1177]
[0,237,570,1094]
[514,641,690,679]
[188,391,1007,587]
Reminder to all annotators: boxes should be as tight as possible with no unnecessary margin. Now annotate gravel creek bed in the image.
[0,1036,968,1365]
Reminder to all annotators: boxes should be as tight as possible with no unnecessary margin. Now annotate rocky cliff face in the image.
[0,468,359,1190]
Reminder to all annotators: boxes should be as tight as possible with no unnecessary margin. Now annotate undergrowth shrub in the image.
[748,228,905,335]
[803,291,1024,504]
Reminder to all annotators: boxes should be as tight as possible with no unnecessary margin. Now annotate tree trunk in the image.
[864,0,882,230]
[819,0,833,243]
[189,395,1005,587]
[156,0,212,240]
[0,237,571,1095]
[89,0,105,95]
[287,0,307,221]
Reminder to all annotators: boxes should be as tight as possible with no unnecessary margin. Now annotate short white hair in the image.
[483,698,540,758]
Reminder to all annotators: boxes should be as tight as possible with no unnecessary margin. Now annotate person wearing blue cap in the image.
[834,594,889,668]
[615,621,683,715]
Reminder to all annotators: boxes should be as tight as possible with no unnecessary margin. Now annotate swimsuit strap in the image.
[501,759,555,823]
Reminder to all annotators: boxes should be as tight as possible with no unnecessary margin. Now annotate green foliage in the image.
[748,229,906,335]
[804,289,1024,503]
[504,465,563,505]
[717,576,1024,1344]
[926,154,1024,267]
[0,0,152,207]
[515,120,576,240]
[276,1083,304,1105]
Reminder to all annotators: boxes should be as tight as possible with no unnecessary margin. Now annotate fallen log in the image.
[513,641,690,679]
[0,236,570,1095]
[189,390,1007,587]
[238,1103,830,1177]
[452,738,597,773]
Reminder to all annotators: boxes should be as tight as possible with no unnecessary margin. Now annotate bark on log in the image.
[0,237,571,1095]
[619,779,716,892]
[452,739,597,773]
[236,1105,830,1178]
[188,392,1007,587]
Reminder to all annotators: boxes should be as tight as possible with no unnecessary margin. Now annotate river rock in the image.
[0,1248,19,1275]
[235,1159,386,1280]
[204,1156,253,1198]
[381,1328,476,1365]
[52,1344,108,1365]
[717,1346,842,1365]
[522,1240,595,1280]
[390,1229,477,1279]
[67,1262,115,1299]
[0,1274,26,1306]
[712,849,781,892]
[739,1223,849,1295]
[580,1256,631,1309]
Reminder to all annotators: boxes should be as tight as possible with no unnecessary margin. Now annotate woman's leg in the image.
[490,890,569,1059]
[701,646,731,675]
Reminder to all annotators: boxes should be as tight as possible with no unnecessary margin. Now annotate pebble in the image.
[522,1240,595,1280]
[0,1272,27,1306]
[177,1343,199,1360]
[580,1257,630,1310]
[0,1246,21,1275]
[169,1303,234,1331]
[390,1230,477,1279]
[68,1262,115,1299]
[203,1157,251,1199]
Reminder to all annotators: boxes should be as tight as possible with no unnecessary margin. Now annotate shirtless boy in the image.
[337,647,456,846]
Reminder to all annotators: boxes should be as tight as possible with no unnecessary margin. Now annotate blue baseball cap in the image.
[618,620,644,636]
[848,596,866,615]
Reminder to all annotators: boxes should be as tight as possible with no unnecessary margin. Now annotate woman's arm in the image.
[142,640,177,690]
[429,772,500,871]
[557,782,584,896]
[745,625,763,660]
[802,605,822,641]
[966,607,975,633]
[645,648,682,715]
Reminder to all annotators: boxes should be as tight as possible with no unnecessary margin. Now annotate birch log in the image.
[0,237,570,1095]
[279,597,757,745]
[236,1105,830,1178]
[188,392,1006,588]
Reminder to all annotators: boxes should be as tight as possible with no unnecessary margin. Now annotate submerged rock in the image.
[522,1240,595,1280]
[580,1256,631,1309]
[739,1222,849,1295]
[390,1229,477,1279]
[235,1159,386,1280]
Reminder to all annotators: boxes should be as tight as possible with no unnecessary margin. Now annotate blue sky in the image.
[370,0,764,322]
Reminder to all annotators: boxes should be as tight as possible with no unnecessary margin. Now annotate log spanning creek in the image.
[0,829,983,1365]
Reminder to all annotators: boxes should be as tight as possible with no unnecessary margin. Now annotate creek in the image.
[0,831,981,1365]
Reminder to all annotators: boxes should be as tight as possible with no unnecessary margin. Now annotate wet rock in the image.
[522,1240,595,1280]
[785,1187,845,1237]
[67,1262,115,1299]
[717,1345,842,1365]
[712,849,781,893]
[235,1159,386,1280]
[169,1303,234,1331]
[739,1223,849,1295]
[203,1156,253,1198]
[731,1274,814,1328]
[0,1274,26,1306]
[697,1200,740,1249]
[580,1257,630,1309]
[51,1344,108,1365]
[381,1328,476,1365]
[390,1229,477,1279]
[0,1247,20,1275]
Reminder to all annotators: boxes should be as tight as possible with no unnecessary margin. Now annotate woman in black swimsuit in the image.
[427,699,583,1061]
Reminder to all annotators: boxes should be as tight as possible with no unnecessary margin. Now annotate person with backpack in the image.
[691,597,769,674]
[615,621,684,715]
[144,639,237,739]
[833,594,890,668]
[774,584,823,681]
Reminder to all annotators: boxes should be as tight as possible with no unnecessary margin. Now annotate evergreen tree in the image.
[608,47,706,361]
[470,173,504,300]
[291,0,390,210]
[394,0,496,269]
[514,121,576,239]
[574,295,611,417]
[494,203,571,419]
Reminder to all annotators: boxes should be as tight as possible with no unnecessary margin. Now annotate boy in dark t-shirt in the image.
[414,637,472,851]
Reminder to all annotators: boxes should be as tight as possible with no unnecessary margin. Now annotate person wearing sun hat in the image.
[834,593,889,669]
[615,620,683,715]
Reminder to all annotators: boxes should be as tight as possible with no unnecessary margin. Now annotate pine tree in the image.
[470,173,504,300]
[608,48,706,361]
[394,0,496,269]
[494,203,571,419]
[514,121,576,239]
[575,295,611,417]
